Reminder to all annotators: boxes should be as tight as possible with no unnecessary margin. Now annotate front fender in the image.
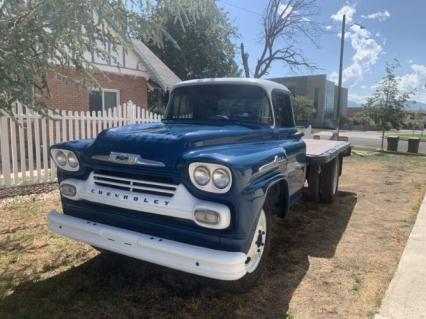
[181,142,289,252]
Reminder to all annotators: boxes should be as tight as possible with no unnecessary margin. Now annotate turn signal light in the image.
[60,184,77,197]
[194,209,220,225]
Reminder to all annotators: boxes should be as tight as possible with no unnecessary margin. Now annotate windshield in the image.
[164,84,273,126]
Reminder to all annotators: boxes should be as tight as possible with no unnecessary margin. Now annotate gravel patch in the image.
[0,182,58,200]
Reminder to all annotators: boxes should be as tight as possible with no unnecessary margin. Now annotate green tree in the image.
[143,0,240,80]
[0,0,204,117]
[352,109,371,126]
[364,61,411,149]
[413,110,424,135]
[292,95,314,121]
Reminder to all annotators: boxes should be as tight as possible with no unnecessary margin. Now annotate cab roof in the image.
[173,78,290,94]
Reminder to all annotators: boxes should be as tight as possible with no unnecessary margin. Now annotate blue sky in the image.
[217,0,426,106]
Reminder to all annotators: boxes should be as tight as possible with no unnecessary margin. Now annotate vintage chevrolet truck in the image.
[48,78,350,289]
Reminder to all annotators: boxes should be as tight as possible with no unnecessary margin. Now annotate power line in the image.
[218,0,262,16]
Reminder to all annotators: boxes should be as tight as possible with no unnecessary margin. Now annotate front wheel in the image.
[228,205,272,291]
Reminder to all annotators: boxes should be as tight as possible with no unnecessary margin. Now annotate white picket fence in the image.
[0,101,161,188]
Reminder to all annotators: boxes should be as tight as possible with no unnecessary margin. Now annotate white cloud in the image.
[362,10,390,22]
[329,5,383,86]
[325,25,333,30]
[331,4,356,23]
[341,25,383,85]
[348,92,368,104]
[398,64,426,103]
[329,71,338,84]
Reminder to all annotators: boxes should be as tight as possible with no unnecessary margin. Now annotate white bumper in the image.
[48,211,247,281]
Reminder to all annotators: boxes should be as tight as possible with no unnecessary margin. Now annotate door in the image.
[271,89,306,196]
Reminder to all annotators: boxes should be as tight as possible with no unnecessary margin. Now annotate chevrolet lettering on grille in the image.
[90,188,170,207]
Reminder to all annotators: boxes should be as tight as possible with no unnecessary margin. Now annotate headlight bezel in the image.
[50,148,80,172]
[189,162,232,193]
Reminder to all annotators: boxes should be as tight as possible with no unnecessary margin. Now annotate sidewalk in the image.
[376,193,426,319]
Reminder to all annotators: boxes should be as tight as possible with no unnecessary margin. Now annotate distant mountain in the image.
[347,100,426,111]
[406,101,426,111]
[347,100,362,108]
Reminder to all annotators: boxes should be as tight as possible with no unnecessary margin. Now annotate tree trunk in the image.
[381,129,385,150]
[240,43,250,78]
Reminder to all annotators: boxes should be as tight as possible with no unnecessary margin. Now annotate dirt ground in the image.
[0,154,425,319]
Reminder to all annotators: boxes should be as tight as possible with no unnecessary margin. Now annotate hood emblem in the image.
[92,152,165,167]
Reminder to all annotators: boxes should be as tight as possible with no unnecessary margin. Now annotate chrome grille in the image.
[92,172,177,198]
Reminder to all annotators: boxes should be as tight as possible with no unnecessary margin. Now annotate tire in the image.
[319,158,340,203]
[307,163,321,202]
[227,204,272,292]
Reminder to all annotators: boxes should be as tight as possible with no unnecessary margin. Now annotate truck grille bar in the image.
[92,173,177,198]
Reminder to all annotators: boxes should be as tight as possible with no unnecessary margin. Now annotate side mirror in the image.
[292,131,304,139]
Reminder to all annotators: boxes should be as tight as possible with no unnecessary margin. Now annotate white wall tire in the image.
[245,209,267,273]
[227,204,272,292]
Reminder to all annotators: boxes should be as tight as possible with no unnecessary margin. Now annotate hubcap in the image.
[245,209,267,273]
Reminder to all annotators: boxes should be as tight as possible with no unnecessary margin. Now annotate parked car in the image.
[48,78,350,289]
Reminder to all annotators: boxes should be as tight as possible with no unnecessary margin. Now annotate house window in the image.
[89,89,120,112]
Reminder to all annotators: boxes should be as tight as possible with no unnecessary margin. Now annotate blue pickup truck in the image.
[48,78,350,289]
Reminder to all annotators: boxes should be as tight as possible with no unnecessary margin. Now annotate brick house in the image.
[44,39,180,112]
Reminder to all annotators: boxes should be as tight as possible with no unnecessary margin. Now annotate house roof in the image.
[131,39,181,91]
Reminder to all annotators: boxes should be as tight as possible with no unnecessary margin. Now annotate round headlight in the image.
[212,168,230,189]
[193,166,210,186]
[67,152,79,168]
[55,151,67,167]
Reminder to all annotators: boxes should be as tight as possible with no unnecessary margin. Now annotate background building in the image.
[270,74,348,128]
[42,40,180,112]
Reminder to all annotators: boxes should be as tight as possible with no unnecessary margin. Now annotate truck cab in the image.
[48,78,350,289]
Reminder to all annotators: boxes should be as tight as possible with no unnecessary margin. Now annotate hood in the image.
[85,122,272,168]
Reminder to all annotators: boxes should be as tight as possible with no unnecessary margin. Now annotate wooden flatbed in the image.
[304,139,351,164]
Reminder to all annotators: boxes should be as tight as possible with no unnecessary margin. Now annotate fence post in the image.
[27,108,35,183]
[10,110,18,184]
[128,100,136,124]
[48,109,55,181]
[0,113,11,186]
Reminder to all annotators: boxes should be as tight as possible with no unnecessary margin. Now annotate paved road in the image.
[313,130,426,154]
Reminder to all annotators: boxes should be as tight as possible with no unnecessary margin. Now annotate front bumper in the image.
[48,211,247,281]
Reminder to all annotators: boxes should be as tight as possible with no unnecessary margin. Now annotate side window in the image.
[272,90,294,127]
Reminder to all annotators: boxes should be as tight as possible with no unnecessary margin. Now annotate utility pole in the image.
[335,14,346,134]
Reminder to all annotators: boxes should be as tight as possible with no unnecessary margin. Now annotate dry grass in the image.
[0,154,426,319]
